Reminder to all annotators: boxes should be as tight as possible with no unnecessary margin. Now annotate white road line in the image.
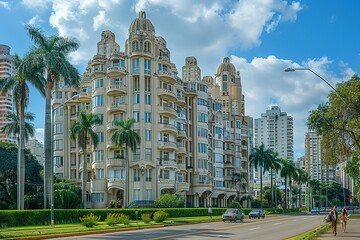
[292,220,297,221]
[274,222,282,225]
[249,227,260,231]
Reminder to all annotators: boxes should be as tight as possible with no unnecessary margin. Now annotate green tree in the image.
[0,142,43,209]
[26,25,80,208]
[1,112,36,142]
[307,75,360,165]
[344,153,360,200]
[293,168,308,208]
[110,118,141,207]
[155,194,185,208]
[280,159,297,209]
[54,177,82,209]
[269,152,282,207]
[70,111,101,208]
[309,179,321,208]
[249,144,273,209]
[0,53,45,210]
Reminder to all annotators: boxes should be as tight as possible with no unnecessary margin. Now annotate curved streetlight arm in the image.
[284,68,338,92]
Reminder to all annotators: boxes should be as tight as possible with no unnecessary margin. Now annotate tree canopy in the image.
[307,74,360,165]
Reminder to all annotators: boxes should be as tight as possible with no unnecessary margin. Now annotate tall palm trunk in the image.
[274,174,277,207]
[284,177,288,209]
[124,146,129,207]
[44,80,53,209]
[298,185,302,208]
[270,169,273,207]
[17,91,25,210]
[260,166,263,209]
[82,147,87,209]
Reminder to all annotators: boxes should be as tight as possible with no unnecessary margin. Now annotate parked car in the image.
[249,209,265,219]
[222,209,244,222]
[310,208,320,214]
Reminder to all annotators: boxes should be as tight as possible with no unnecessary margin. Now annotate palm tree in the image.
[249,144,273,209]
[309,179,320,208]
[26,25,80,208]
[0,54,45,210]
[294,168,308,208]
[110,118,141,207]
[280,159,297,209]
[1,112,36,142]
[269,152,282,207]
[70,111,102,208]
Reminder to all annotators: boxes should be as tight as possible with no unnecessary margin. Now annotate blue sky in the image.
[1,0,359,159]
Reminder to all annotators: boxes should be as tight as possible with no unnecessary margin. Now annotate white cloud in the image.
[22,0,51,9]
[0,1,10,10]
[27,15,42,25]
[93,10,109,31]
[35,128,44,144]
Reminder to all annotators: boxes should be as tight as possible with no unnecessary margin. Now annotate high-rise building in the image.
[305,131,335,183]
[53,12,250,208]
[0,44,15,143]
[26,139,45,165]
[253,105,294,194]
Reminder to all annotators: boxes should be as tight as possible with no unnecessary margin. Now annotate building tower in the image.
[0,44,15,143]
[305,131,335,183]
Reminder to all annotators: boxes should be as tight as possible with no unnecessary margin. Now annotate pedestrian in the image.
[208,206,213,218]
[331,206,338,236]
[340,207,348,233]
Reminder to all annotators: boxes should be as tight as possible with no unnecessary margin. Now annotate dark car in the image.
[310,207,320,214]
[222,209,245,222]
[249,209,265,219]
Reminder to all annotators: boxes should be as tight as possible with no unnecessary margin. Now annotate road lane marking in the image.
[274,222,282,225]
[145,215,299,240]
[249,227,260,231]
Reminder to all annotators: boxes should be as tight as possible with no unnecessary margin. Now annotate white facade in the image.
[0,44,15,143]
[26,139,45,165]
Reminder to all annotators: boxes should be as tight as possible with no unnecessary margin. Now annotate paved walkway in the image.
[317,218,360,239]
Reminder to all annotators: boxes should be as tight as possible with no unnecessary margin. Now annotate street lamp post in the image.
[51,94,79,226]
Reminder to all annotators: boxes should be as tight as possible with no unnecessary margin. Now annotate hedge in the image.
[0,207,306,227]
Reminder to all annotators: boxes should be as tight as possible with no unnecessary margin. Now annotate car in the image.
[249,209,265,219]
[222,209,244,222]
[310,208,320,214]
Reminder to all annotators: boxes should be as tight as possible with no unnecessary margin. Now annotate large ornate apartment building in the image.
[53,12,250,208]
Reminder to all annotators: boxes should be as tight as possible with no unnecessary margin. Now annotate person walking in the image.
[340,207,348,233]
[208,206,213,219]
[331,206,338,236]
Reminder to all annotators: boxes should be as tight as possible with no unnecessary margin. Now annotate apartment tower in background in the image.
[0,44,15,143]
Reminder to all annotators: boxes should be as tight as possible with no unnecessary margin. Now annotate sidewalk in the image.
[317,218,360,239]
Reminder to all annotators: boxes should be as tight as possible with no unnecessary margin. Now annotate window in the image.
[133,76,140,91]
[55,91,62,99]
[94,114,103,124]
[197,127,208,138]
[198,159,208,170]
[94,150,104,162]
[177,173,185,183]
[133,111,140,122]
[55,123,63,134]
[54,140,63,150]
[133,93,140,104]
[145,189,152,200]
[216,167,222,177]
[144,59,151,74]
[199,175,207,184]
[198,143,208,153]
[144,42,151,52]
[145,77,151,91]
[133,59,140,74]
[93,78,104,89]
[54,156,63,166]
[145,148,152,161]
[55,107,63,116]
[145,130,151,141]
[97,132,104,142]
[145,94,151,104]
[92,95,103,107]
[145,112,151,122]
[96,168,104,179]
[134,169,140,182]
[132,41,139,51]
[109,169,124,179]
[92,193,104,202]
[160,169,170,179]
[145,169,152,182]
[133,189,140,201]
[197,112,208,122]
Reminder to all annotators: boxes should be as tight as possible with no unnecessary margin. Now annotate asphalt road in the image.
[57,215,326,240]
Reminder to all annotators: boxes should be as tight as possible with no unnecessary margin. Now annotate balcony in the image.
[158,140,177,151]
[107,178,125,190]
[107,158,126,167]
[176,145,187,155]
[157,70,176,84]
[107,84,127,95]
[107,66,127,77]
[224,161,234,168]
[158,105,177,118]
[158,122,177,134]
[106,122,117,131]
[157,88,177,101]
[107,102,127,113]
[158,158,177,168]
[176,96,186,106]
[175,182,190,192]
[90,179,106,191]
[89,67,105,78]
[79,92,91,101]
[224,149,234,155]
[177,163,186,171]
[184,88,197,96]
[177,130,187,139]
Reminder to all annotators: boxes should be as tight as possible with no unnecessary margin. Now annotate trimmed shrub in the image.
[141,213,151,223]
[106,213,121,226]
[154,210,168,223]
[80,213,100,227]
[119,214,130,225]
[155,194,184,208]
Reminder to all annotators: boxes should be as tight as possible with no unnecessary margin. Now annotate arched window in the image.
[144,41,151,52]
[132,41,139,51]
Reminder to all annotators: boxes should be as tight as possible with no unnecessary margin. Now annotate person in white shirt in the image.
[208,206,212,218]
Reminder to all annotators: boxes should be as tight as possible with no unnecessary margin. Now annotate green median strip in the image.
[286,222,331,240]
